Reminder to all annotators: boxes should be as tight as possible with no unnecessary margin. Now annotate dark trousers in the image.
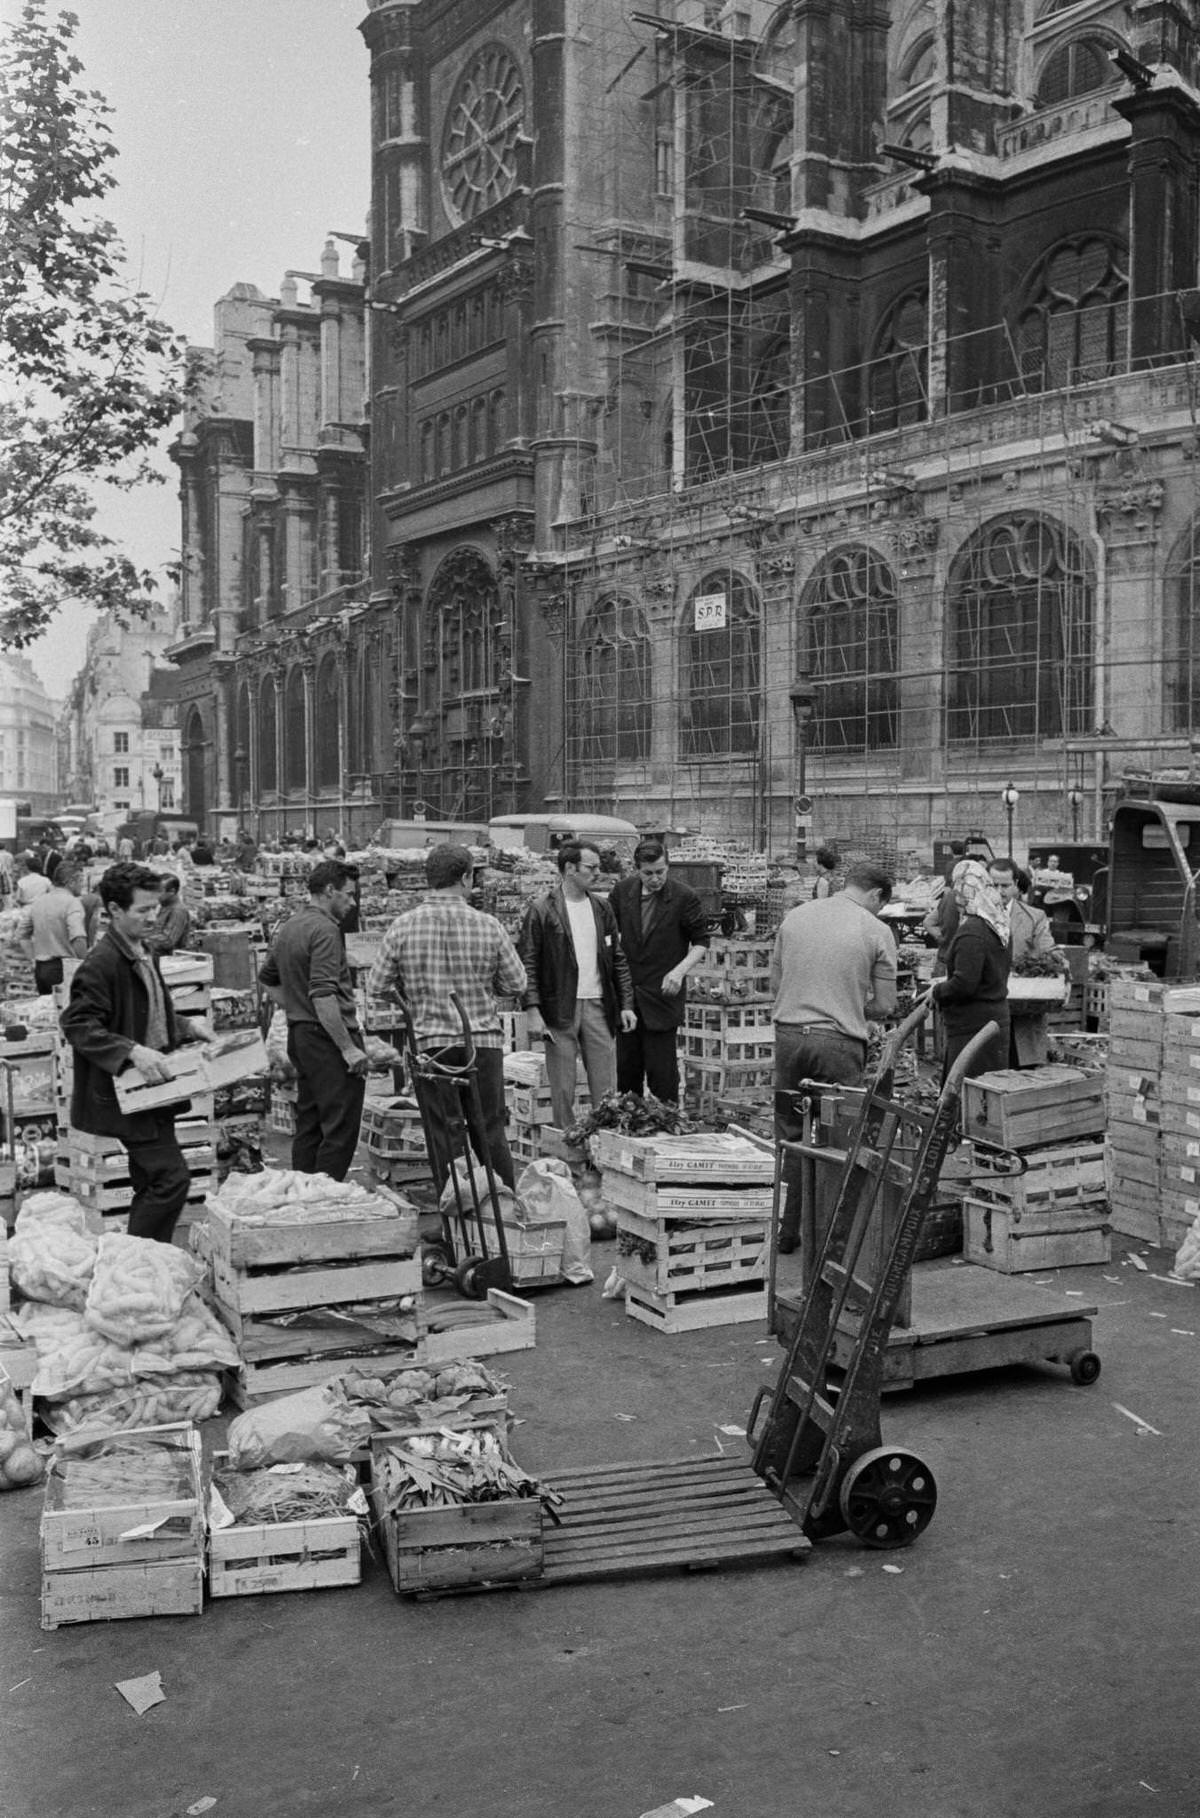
[616,1022,680,1104]
[125,1118,192,1243]
[288,1022,366,1181]
[941,1010,1010,1084]
[34,957,64,996]
[417,1044,515,1193]
[773,1025,868,1255]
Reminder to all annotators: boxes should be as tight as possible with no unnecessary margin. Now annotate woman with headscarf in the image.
[930,858,1011,1081]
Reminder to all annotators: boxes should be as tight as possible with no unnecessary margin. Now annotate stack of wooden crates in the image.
[960,1065,1110,1272]
[596,1130,774,1331]
[683,939,775,1116]
[1105,977,1200,1251]
[53,953,218,1231]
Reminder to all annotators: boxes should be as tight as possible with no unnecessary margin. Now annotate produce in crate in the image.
[0,1377,41,1489]
[373,1427,545,1513]
[48,1433,194,1507]
[211,1460,362,1527]
[41,1372,222,1436]
[342,1360,505,1428]
[566,1090,698,1147]
[211,1168,403,1225]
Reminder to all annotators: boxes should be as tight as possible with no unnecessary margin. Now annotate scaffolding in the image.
[543,0,1200,866]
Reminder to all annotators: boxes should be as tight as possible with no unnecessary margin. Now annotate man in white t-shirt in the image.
[518,842,636,1136]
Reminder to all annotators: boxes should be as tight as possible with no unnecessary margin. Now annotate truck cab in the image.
[1027,842,1109,945]
[1105,779,1200,976]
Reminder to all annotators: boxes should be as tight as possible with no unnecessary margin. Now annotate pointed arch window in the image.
[1014,238,1127,390]
[947,515,1093,743]
[258,677,278,793]
[868,292,929,432]
[572,598,652,768]
[681,572,760,758]
[804,547,899,751]
[314,654,340,789]
[1164,522,1200,731]
[1036,36,1117,106]
[284,667,307,790]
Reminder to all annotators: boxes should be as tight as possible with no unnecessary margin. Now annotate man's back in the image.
[771,895,896,1041]
[368,895,524,1046]
[30,885,85,960]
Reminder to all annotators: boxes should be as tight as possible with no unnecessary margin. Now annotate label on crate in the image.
[57,1518,108,1555]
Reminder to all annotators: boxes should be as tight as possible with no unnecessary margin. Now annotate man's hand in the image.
[661,968,684,998]
[129,1045,173,1085]
[619,1009,638,1034]
[525,1008,545,1038]
[185,1018,214,1043]
[343,1048,371,1077]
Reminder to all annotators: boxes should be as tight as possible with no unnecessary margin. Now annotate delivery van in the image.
[378,819,490,851]
[487,813,641,855]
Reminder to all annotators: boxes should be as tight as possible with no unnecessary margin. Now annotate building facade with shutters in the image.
[361,0,1200,859]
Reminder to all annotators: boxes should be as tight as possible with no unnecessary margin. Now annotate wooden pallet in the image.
[539,1455,810,1585]
[624,1281,767,1333]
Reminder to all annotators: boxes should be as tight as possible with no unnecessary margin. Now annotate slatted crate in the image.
[360,1097,427,1162]
[41,1559,203,1629]
[591,1129,774,1185]
[615,1206,769,1301]
[267,1084,297,1136]
[966,1139,1106,1216]
[602,1169,773,1223]
[682,1027,774,1066]
[207,1452,362,1597]
[960,1066,1105,1150]
[683,1002,774,1038]
[41,1423,204,1575]
[685,1059,773,1105]
[963,1199,1111,1273]
[368,1429,543,1595]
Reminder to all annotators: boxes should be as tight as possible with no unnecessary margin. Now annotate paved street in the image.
[3,1232,1198,1818]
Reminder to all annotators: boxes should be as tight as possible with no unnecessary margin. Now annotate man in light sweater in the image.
[771,860,898,1251]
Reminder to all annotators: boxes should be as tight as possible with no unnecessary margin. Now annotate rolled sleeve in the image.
[495,928,527,1000]
[306,920,346,1000]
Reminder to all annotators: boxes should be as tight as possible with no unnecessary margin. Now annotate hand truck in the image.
[399,990,513,1301]
[747,999,999,1549]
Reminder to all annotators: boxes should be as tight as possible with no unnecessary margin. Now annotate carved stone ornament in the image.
[537,591,567,636]
[890,517,940,558]
[1096,480,1165,537]
[386,542,420,598]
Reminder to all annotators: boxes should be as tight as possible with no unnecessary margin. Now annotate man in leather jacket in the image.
[518,842,636,1134]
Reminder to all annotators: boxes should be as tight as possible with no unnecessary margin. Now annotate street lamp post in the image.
[1067,788,1082,841]
[789,683,816,865]
[151,763,164,814]
[1001,781,1020,859]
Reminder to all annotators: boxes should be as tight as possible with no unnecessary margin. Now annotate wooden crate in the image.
[114,1031,268,1114]
[208,1250,422,1341]
[963,1200,1110,1273]
[500,1218,565,1288]
[41,1559,203,1629]
[64,1170,214,1215]
[370,1436,543,1595]
[420,1288,536,1364]
[624,1281,767,1333]
[206,1197,417,1272]
[967,1141,1106,1215]
[615,1206,768,1300]
[360,1098,427,1161]
[959,1066,1104,1149]
[208,1514,361,1598]
[601,1169,773,1222]
[41,1423,203,1569]
[1105,1133,1159,1186]
[591,1130,773,1185]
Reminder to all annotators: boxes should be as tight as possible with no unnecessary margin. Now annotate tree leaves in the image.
[0,2,184,642]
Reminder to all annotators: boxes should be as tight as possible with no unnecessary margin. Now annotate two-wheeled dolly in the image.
[399,992,513,1302]
[747,1000,997,1549]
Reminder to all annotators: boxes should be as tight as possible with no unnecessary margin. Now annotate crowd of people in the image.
[23,816,1067,1257]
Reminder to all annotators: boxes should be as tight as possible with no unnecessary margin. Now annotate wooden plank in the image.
[602,1169,773,1220]
[209,1252,422,1334]
[208,1514,361,1597]
[591,1129,774,1184]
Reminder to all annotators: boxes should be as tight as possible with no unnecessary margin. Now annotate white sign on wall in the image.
[693,591,727,631]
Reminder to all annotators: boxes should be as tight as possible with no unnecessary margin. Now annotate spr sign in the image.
[692,591,727,631]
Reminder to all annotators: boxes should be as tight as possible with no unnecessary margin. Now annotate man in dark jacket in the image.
[59,862,212,1243]
[518,842,636,1133]
[608,839,709,1105]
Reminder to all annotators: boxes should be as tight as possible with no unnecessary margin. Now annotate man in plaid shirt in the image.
[367,843,526,1188]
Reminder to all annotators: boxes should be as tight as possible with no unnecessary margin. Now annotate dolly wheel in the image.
[421,1243,454,1288]
[1069,1349,1101,1386]
[455,1254,490,1300]
[839,1446,938,1549]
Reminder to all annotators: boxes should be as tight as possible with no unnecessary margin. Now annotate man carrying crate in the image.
[59,863,213,1243]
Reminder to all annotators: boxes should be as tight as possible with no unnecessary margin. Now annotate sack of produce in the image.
[516,1158,593,1285]
[1173,1211,1200,1282]
[438,1157,519,1227]
[20,1306,140,1398]
[226,1381,371,1470]
[83,1233,202,1346]
[0,1376,41,1490]
[39,1372,222,1438]
[147,1294,241,1373]
[8,1219,98,1310]
[15,1191,92,1234]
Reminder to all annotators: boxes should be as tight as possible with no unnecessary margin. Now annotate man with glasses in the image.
[518,841,636,1136]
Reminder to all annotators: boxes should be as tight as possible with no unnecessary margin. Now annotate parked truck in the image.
[1102,776,1200,978]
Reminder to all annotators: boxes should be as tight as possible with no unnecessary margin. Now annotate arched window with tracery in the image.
[947,515,1094,743]
[232,683,251,807]
[747,330,791,465]
[183,707,207,828]
[314,654,341,790]
[803,547,899,751]
[572,598,652,770]
[1014,238,1127,390]
[1035,35,1119,105]
[258,677,278,794]
[680,572,760,759]
[422,548,505,818]
[1164,522,1200,732]
[868,292,929,432]
[284,667,307,791]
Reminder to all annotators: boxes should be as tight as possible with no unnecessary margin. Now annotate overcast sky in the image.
[25,0,372,700]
